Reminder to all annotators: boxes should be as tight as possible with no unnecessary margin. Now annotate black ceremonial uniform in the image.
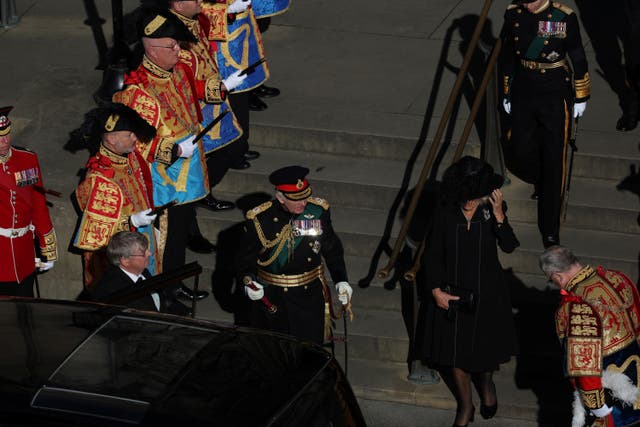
[236,197,348,345]
[501,0,590,247]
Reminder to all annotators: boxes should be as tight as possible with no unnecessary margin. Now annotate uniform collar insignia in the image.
[566,265,595,293]
[100,144,129,165]
[143,55,172,79]
[304,213,315,219]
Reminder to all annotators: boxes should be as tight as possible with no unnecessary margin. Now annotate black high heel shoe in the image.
[451,405,475,427]
[480,401,498,419]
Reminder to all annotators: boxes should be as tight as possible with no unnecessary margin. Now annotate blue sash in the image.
[151,138,208,205]
[201,102,242,154]
[216,10,269,92]
[252,0,291,18]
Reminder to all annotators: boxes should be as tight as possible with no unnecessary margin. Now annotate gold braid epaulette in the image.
[308,196,329,210]
[552,2,574,15]
[246,201,294,267]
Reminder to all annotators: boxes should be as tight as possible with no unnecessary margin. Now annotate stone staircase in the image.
[188,118,640,424]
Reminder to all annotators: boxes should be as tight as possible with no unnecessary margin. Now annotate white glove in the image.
[178,135,197,158]
[503,99,511,115]
[38,260,55,272]
[228,0,251,14]
[335,281,353,305]
[130,208,157,228]
[573,101,587,118]
[222,69,248,92]
[245,280,264,301]
[590,404,613,418]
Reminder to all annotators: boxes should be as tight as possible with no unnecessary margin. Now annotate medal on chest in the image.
[537,21,566,38]
[14,167,39,187]
[292,219,323,237]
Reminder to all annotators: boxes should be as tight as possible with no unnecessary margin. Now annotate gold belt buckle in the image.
[527,62,537,70]
[11,230,18,237]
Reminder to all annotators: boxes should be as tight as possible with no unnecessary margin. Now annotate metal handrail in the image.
[377,0,497,280]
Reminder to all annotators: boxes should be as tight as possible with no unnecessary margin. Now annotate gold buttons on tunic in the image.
[307,257,312,262]
[283,288,288,293]
[273,217,279,222]
[309,242,313,247]
[516,50,521,55]
[514,36,519,41]
[541,53,546,58]
[514,22,520,28]
[541,69,546,74]
[544,40,549,45]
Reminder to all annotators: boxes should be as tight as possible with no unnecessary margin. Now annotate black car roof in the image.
[0,299,336,426]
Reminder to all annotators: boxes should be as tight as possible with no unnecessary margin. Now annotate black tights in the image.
[439,368,496,426]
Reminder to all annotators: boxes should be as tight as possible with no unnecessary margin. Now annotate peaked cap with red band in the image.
[269,165,312,200]
[0,106,13,136]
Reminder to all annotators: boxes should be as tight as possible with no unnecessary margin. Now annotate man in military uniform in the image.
[236,166,353,345]
[0,106,57,296]
[113,8,209,301]
[501,0,590,248]
[74,103,160,285]
[540,246,640,427]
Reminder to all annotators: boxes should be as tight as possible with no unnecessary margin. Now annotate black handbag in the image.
[443,285,477,319]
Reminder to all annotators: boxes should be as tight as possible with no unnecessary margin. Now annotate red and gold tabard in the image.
[0,147,57,283]
[74,146,150,242]
[113,56,209,206]
[172,10,242,154]
[556,265,640,426]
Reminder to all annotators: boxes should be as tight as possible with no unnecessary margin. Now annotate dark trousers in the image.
[0,272,35,297]
[508,73,571,241]
[164,204,196,276]
[206,141,245,188]
[251,280,325,345]
[228,92,250,165]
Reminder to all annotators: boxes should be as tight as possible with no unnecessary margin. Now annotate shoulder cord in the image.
[253,219,294,267]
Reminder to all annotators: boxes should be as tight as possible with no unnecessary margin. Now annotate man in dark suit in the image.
[90,231,164,312]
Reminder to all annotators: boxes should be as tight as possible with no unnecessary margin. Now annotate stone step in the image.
[249,124,640,181]
[503,174,640,235]
[500,221,640,278]
[338,357,571,424]
[214,145,640,238]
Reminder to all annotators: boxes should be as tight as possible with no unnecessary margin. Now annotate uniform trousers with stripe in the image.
[507,66,572,242]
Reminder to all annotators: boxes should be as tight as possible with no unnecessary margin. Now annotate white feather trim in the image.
[602,369,639,407]
[572,390,586,427]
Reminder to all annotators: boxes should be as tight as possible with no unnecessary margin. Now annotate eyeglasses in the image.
[150,43,180,50]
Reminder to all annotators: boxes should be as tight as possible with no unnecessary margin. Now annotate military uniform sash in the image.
[525,8,566,59]
[252,0,291,18]
[263,203,324,273]
[216,9,269,92]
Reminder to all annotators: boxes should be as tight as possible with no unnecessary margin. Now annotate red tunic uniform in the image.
[0,147,57,283]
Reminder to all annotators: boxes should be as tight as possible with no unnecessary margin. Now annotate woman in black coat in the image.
[421,156,519,427]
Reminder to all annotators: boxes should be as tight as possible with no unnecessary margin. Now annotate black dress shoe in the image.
[176,286,209,301]
[244,150,260,161]
[198,194,235,211]
[249,93,268,111]
[230,160,251,170]
[254,84,280,98]
[187,234,217,253]
[480,402,497,419]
